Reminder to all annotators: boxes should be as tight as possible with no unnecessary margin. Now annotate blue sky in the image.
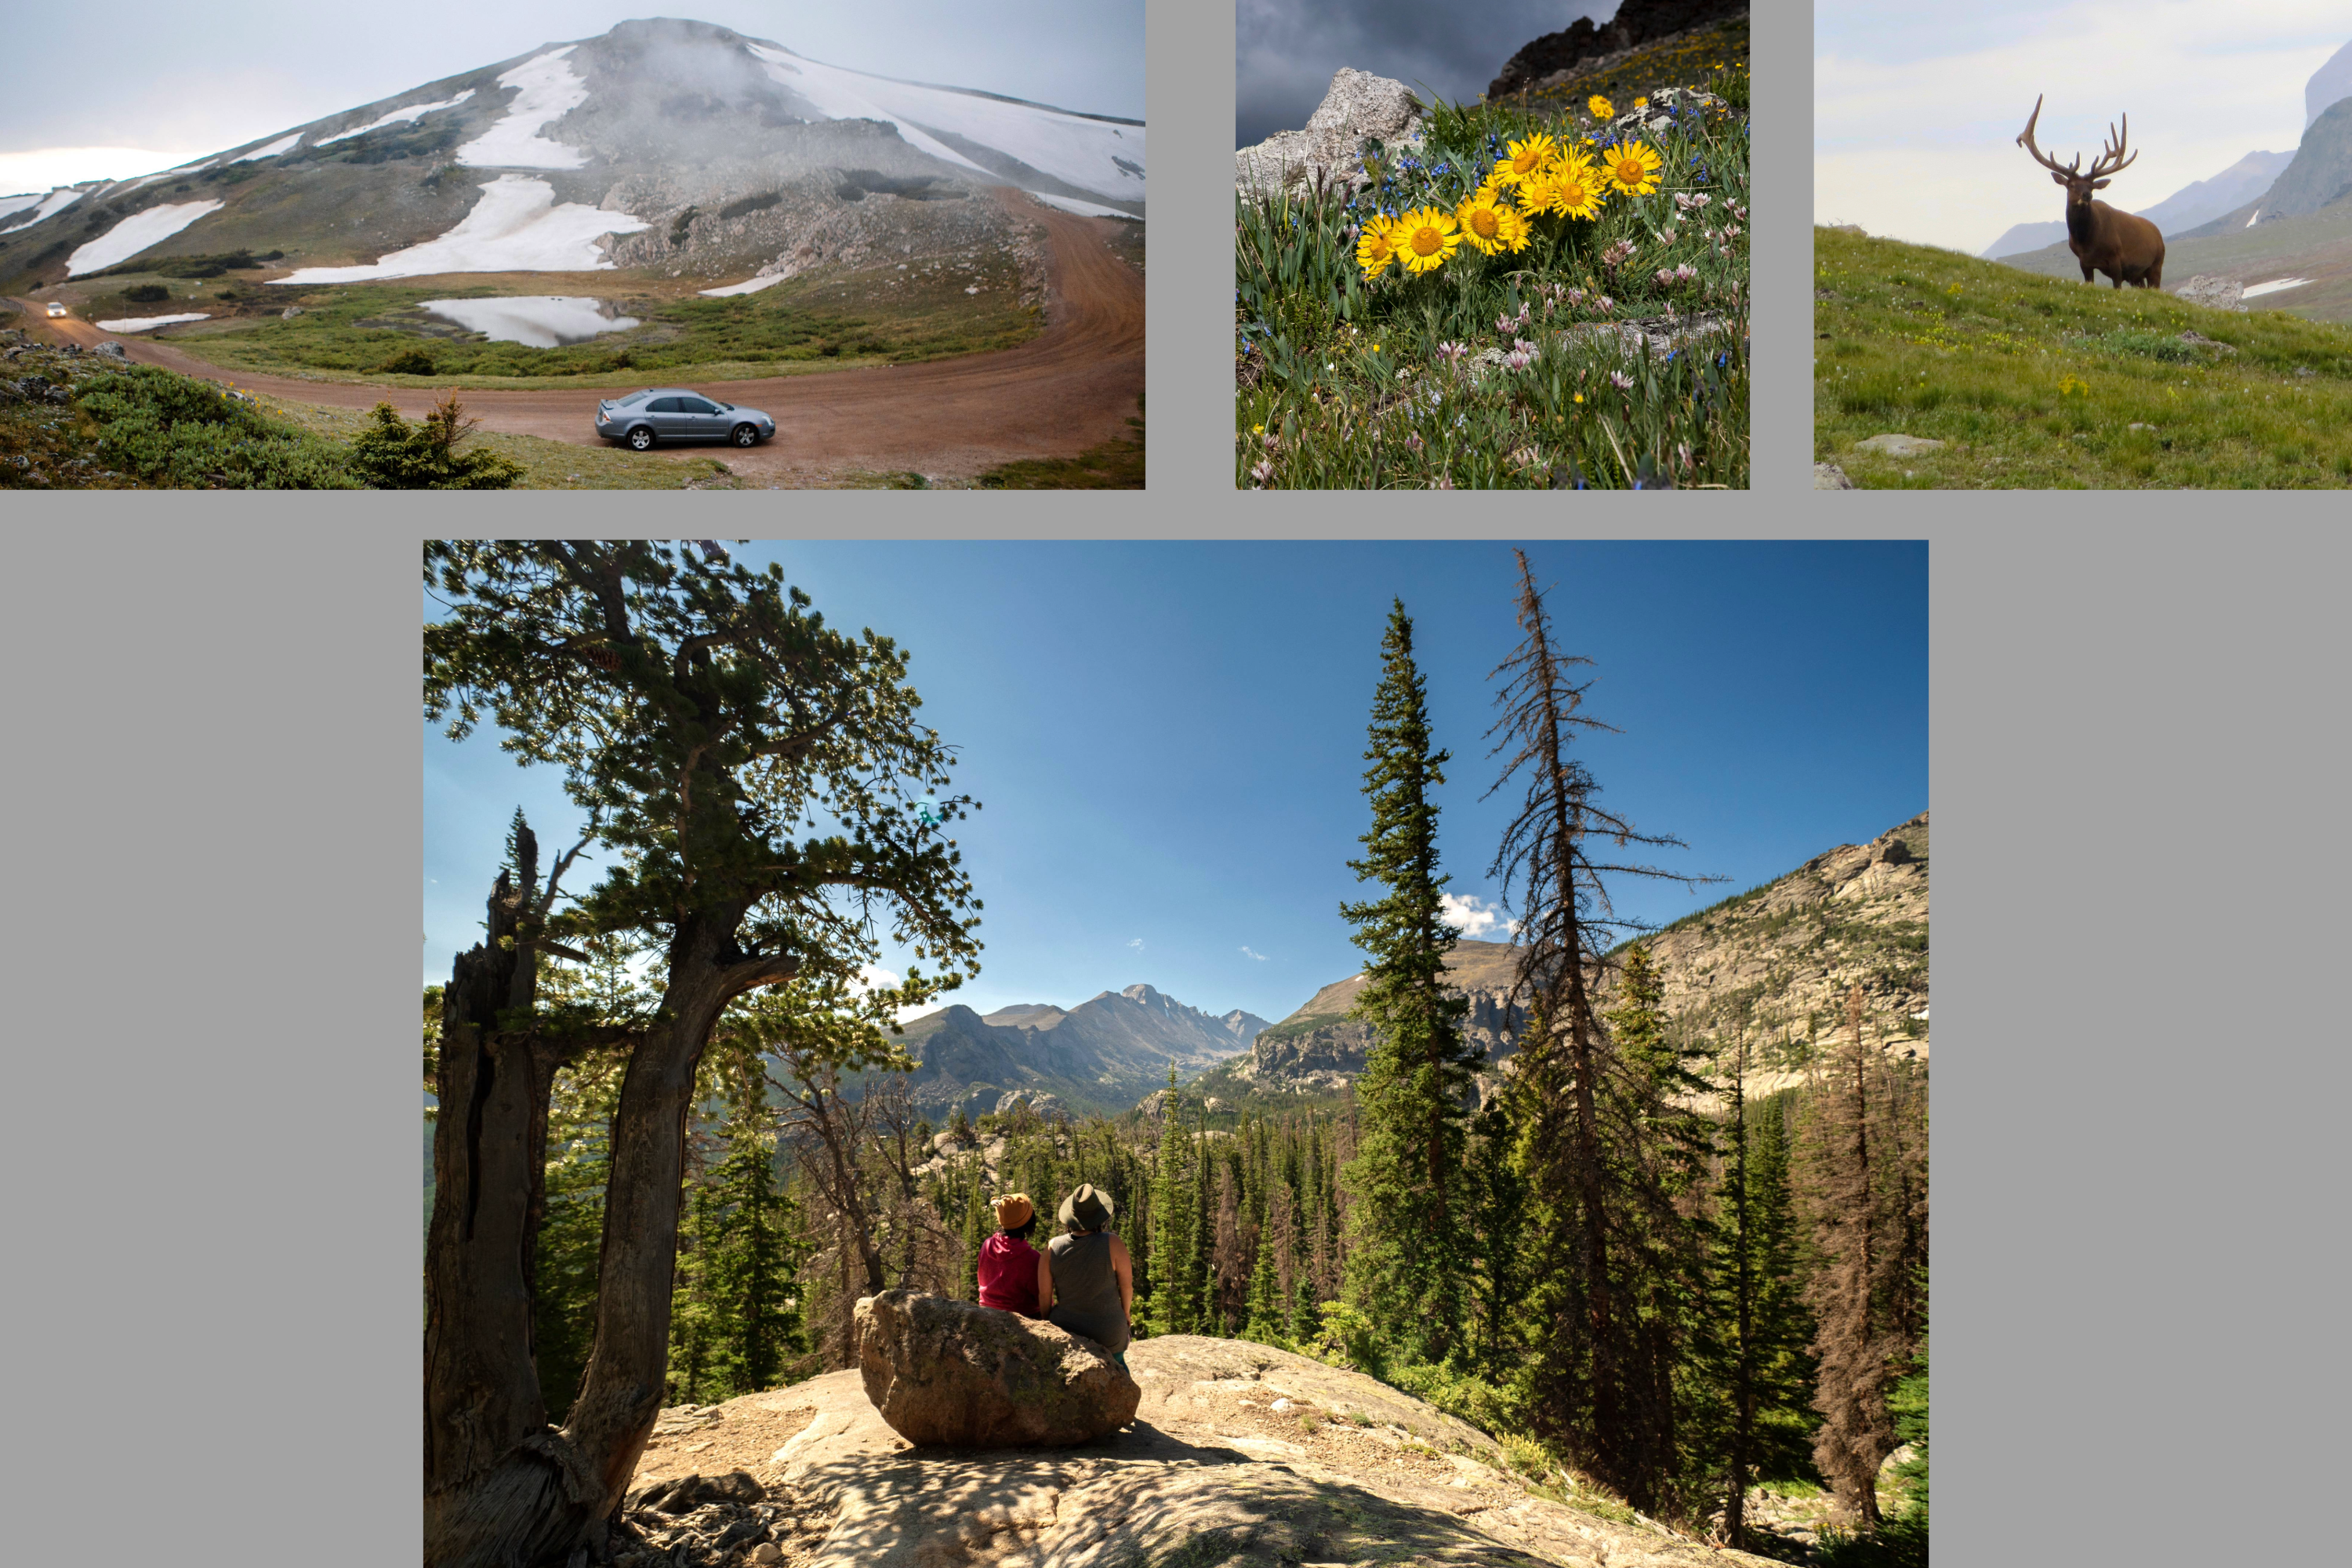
[423,543,1927,1029]
[0,2,1141,194]
[1817,2,2345,252]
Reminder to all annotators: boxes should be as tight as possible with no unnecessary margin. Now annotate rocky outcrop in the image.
[1489,0,1748,101]
[2308,39,2352,129]
[1236,68,1425,201]
[854,1290,1139,1447]
[2176,274,2248,311]
[616,1334,1785,1568]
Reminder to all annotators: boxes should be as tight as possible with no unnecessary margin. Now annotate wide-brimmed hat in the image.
[993,1192,1034,1230]
[1058,1183,1115,1232]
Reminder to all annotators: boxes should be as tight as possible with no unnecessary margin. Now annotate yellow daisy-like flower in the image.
[1589,95,1614,120]
[1392,205,1462,274]
[1455,190,1530,256]
[1634,96,1650,110]
[1490,132,1560,189]
[1356,214,1399,280]
[1540,157,1606,221]
[1599,140,1664,197]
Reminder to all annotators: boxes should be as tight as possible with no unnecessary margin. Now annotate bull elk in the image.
[2017,96,2165,289]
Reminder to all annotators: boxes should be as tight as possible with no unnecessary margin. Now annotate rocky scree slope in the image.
[1487,0,1748,101]
[0,17,1141,296]
[612,1333,1781,1567]
[889,983,1269,1120]
[1196,812,1929,1107]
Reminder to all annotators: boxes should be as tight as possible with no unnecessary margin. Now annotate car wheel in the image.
[628,426,655,451]
[731,423,759,447]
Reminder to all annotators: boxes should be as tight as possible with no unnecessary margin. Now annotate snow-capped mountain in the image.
[0,17,1141,292]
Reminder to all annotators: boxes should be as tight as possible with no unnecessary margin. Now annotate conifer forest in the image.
[423,543,1927,1565]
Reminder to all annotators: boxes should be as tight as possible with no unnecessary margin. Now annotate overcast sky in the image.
[425,543,1926,1029]
[1239,0,1606,148]
[0,1,1142,194]
[1817,1,2347,253]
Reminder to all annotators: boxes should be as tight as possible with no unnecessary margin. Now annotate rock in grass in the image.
[1813,461,1854,488]
[855,1290,1138,1447]
[1856,434,1943,456]
[2175,275,2247,312]
[1236,68,1424,200]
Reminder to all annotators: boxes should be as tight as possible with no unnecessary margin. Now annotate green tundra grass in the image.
[1814,227,2352,488]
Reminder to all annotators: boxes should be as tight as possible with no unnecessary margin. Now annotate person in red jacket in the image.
[975,1192,1045,1316]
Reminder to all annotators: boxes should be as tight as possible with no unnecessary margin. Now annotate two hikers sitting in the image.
[976,1185,1132,1367]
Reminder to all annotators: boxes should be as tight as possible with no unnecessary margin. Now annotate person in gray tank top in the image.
[1038,1182,1133,1359]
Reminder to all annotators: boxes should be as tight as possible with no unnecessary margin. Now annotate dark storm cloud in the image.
[1237,0,1611,148]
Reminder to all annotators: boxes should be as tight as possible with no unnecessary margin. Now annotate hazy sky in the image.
[1238,0,1606,148]
[1817,2,2347,253]
[0,2,1142,194]
[423,543,1928,1029]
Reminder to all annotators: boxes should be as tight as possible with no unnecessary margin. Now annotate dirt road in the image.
[9,191,1142,484]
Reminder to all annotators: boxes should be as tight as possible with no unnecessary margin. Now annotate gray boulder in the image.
[2175,274,2247,312]
[1236,68,1424,201]
[1814,461,1854,489]
[855,1290,1138,1447]
[95,341,127,360]
[1855,434,1944,457]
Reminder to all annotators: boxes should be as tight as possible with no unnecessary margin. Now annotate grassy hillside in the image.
[1997,195,2352,322]
[1815,226,2352,487]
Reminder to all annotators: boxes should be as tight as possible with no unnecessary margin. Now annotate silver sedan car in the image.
[596,387,775,450]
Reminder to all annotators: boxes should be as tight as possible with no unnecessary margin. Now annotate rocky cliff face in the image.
[2309,39,2352,129]
[890,984,1270,1120]
[1213,811,1929,1105]
[1488,0,1748,101]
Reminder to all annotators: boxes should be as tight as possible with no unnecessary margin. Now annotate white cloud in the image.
[1440,892,1519,940]
[1816,2,2346,252]
[1240,946,1269,961]
[1127,938,1145,950]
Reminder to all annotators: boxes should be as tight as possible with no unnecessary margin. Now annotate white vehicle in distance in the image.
[595,388,775,451]
[45,302,68,318]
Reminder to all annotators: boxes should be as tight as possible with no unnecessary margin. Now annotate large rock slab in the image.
[1236,67,1424,201]
[854,1289,1139,1447]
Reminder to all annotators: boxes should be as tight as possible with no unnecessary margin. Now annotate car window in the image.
[619,390,651,406]
[681,398,717,415]
[648,397,680,413]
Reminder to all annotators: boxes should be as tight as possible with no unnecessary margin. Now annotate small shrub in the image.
[73,365,358,488]
[125,284,170,303]
[347,394,524,489]
[377,347,437,376]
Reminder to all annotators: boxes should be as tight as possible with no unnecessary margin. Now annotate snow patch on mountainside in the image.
[747,44,1142,205]
[67,200,224,274]
[95,312,210,332]
[125,160,219,191]
[0,192,44,220]
[1022,189,1131,218]
[319,89,476,146]
[232,133,302,164]
[270,174,646,281]
[699,272,792,296]
[459,48,590,169]
[2,187,86,234]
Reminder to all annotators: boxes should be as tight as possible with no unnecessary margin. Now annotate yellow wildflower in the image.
[1490,132,1560,189]
[1599,140,1664,197]
[1456,189,1530,256]
[1589,95,1614,120]
[1392,205,1462,274]
[1356,214,1399,281]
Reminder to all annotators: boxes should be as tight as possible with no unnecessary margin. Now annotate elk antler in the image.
[2086,114,2138,180]
[2017,95,2081,175]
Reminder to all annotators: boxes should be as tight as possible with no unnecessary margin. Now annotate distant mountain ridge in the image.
[0,16,1142,293]
[892,983,1269,1119]
[1189,812,1929,1108]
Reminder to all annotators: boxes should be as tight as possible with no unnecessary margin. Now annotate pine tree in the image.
[1338,600,1483,1366]
[1464,1088,1526,1377]
[1801,987,1900,1528]
[1484,548,1710,1512]
[697,1067,808,1396]
[1145,1069,1196,1334]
